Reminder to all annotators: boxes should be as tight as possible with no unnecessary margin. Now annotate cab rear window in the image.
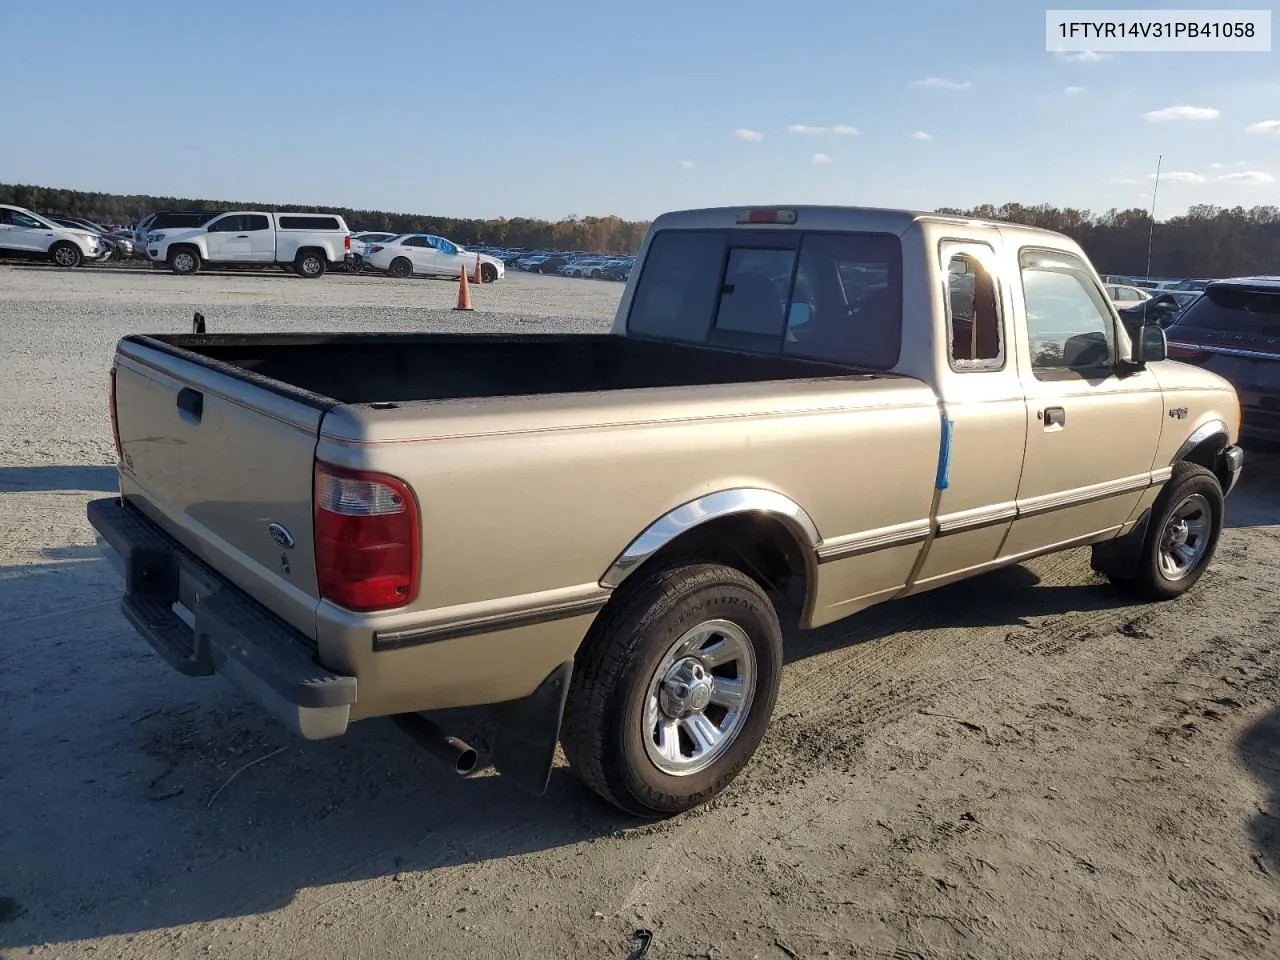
[626,229,903,370]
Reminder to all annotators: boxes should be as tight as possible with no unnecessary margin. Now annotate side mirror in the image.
[1134,323,1167,364]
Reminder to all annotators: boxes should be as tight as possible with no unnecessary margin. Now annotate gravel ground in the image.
[1,263,1277,960]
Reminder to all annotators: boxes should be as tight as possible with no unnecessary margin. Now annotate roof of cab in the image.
[649,204,1071,240]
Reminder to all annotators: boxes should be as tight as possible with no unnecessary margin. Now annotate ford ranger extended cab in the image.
[88,205,1244,817]
[147,211,352,277]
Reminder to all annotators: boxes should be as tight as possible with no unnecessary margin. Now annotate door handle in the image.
[1041,406,1066,428]
[176,387,204,422]
[236,234,248,238]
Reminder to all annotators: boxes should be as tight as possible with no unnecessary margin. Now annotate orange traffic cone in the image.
[453,265,474,311]
[472,255,483,284]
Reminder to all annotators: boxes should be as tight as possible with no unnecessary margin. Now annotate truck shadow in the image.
[2,452,1278,946]
[1240,706,1280,874]
[0,464,118,493]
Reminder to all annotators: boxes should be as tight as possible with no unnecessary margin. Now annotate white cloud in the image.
[1143,105,1220,122]
[679,160,694,170]
[788,124,826,134]
[1160,171,1207,183]
[1209,162,1226,169]
[831,124,860,135]
[812,153,833,165]
[1110,177,1143,185]
[1245,119,1280,135]
[734,128,764,142]
[1218,170,1275,184]
[910,130,934,141]
[1056,50,1109,62]
[1064,86,1086,95]
[911,76,971,90]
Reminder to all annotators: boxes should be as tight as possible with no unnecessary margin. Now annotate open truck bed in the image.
[128,331,877,406]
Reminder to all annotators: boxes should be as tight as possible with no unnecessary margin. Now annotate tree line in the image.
[3,183,1276,275]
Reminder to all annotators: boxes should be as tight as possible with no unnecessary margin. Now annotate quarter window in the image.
[1019,249,1116,379]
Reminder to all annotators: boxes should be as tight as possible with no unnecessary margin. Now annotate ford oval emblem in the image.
[267,522,295,549]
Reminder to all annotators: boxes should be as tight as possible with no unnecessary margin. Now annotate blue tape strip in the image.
[936,414,953,491]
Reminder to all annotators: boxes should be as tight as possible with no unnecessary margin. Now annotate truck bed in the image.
[130,332,876,405]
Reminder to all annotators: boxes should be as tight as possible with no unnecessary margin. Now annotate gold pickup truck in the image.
[88,205,1244,817]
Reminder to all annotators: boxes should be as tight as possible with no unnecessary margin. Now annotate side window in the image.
[945,250,1002,370]
[713,248,794,336]
[208,216,241,233]
[1019,249,1116,380]
[402,236,426,248]
[10,211,43,229]
[243,215,270,231]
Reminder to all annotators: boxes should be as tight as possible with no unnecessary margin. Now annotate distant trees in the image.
[935,201,1280,278]
[3,183,1276,274]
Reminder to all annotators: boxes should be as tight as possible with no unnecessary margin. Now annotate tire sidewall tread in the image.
[1132,461,1224,600]
[561,562,782,818]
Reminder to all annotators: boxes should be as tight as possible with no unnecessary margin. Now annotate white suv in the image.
[0,204,102,267]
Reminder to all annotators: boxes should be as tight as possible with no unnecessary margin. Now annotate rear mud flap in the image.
[488,660,573,796]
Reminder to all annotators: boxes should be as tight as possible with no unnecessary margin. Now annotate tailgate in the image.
[113,338,329,639]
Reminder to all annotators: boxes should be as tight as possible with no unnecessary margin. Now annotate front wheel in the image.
[50,242,83,268]
[480,262,498,284]
[560,562,783,817]
[168,247,200,275]
[1108,461,1224,600]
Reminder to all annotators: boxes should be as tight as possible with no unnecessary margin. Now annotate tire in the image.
[1108,461,1224,600]
[561,562,783,817]
[295,251,326,278]
[480,262,498,284]
[388,257,412,279]
[168,247,200,275]
[50,242,83,269]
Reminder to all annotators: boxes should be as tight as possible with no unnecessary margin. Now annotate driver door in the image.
[203,215,250,262]
[429,236,465,278]
[0,209,47,252]
[1000,246,1165,559]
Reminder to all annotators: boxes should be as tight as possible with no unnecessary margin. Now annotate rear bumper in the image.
[87,497,356,739]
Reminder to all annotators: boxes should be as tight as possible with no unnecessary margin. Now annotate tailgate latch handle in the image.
[177,387,204,423]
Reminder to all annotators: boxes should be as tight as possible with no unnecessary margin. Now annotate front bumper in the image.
[1223,444,1244,497]
[87,497,356,739]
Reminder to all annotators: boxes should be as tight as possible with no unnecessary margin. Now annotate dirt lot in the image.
[1,263,1276,960]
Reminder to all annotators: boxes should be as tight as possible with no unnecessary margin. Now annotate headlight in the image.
[148,232,165,242]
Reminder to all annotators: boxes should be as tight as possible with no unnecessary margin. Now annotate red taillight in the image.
[368,245,384,254]
[1167,340,1210,363]
[109,366,122,460]
[314,462,420,612]
[345,234,351,252]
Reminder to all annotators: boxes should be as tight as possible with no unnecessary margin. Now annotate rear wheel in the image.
[388,257,412,279]
[561,562,783,817]
[50,242,83,268]
[480,262,498,284]
[295,251,326,278]
[168,247,200,275]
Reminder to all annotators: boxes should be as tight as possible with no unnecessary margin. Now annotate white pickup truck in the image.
[147,211,352,278]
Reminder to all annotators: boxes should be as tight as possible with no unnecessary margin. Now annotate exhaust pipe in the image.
[392,713,479,776]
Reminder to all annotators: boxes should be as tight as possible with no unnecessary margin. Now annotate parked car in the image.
[88,204,1243,818]
[363,234,504,282]
[50,217,135,261]
[0,204,102,267]
[1165,277,1280,442]
[1104,283,1152,306]
[1168,278,1214,292]
[132,211,219,257]
[147,211,352,277]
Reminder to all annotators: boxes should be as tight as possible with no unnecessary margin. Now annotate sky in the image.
[2,0,1277,222]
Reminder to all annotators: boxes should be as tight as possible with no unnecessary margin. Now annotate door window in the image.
[1019,249,1116,380]
[208,215,244,233]
[3,210,44,229]
[945,250,1003,370]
